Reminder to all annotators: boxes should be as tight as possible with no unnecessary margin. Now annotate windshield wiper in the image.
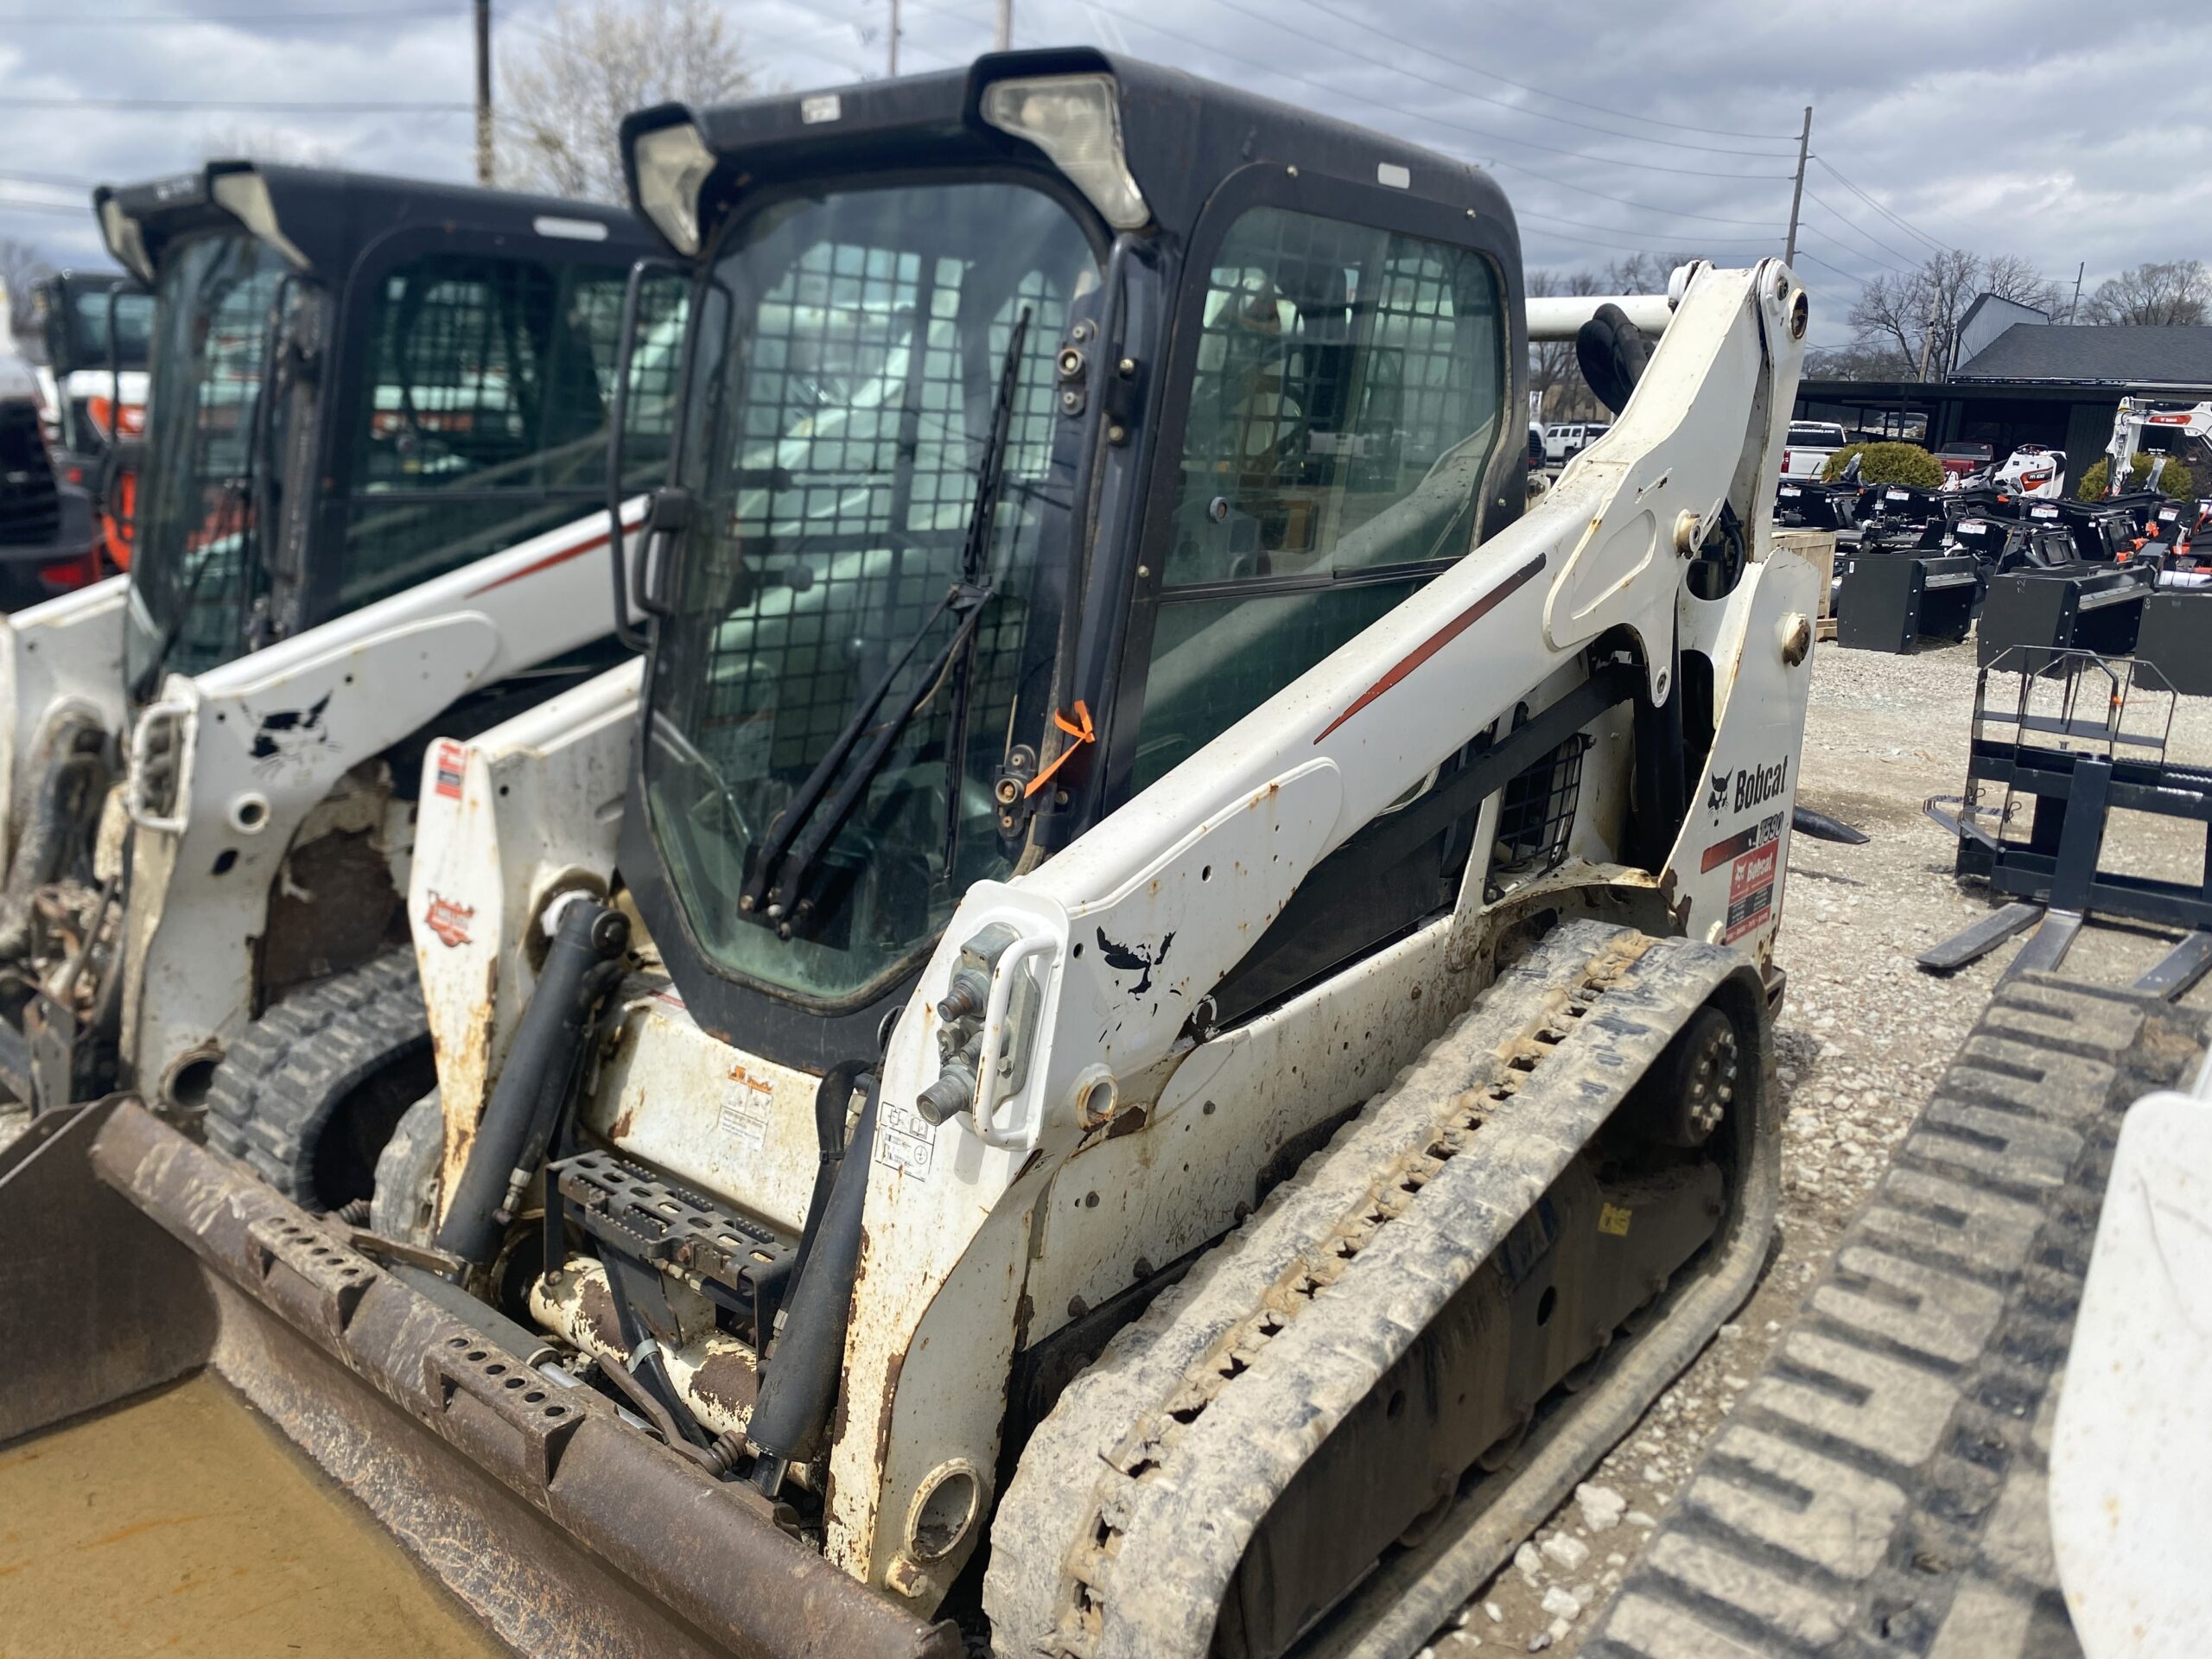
[131,493,241,703]
[738,308,1033,938]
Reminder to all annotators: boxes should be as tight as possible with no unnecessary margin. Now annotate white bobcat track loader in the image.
[0,162,683,1180]
[5,51,1815,1659]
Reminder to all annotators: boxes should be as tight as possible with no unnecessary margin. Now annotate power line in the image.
[1183,0,1793,180]
[1268,0,1796,156]
[0,7,455,19]
[3,97,469,111]
[1802,188,1923,270]
[1798,225,1910,279]
[1810,157,1950,254]
[0,169,97,189]
[0,197,92,216]
[1273,0,1800,142]
[1793,249,1871,289]
[1516,207,1777,247]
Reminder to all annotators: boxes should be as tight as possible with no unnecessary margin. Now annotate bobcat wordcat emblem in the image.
[246,692,335,784]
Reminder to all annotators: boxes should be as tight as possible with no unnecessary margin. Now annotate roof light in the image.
[981,73,1149,231]
[209,171,311,271]
[632,121,715,256]
[98,197,152,285]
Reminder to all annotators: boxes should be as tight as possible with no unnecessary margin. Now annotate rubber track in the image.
[1585,974,2209,1659]
[201,948,432,1206]
[987,922,1758,1659]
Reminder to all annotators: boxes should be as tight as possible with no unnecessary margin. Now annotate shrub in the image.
[2075,452,2197,500]
[1821,441,1945,488]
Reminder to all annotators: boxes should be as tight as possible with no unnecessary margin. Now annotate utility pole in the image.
[473,0,493,187]
[1782,105,1811,265]
[887,0,899,75]
[2069,260,2086,322]
[995,0,1013,50]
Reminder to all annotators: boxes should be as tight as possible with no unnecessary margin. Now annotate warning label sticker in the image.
[432,739,467,800]
[717,1065,773,1154]
[1725,840,1779,942]
[876,1098,937,1178]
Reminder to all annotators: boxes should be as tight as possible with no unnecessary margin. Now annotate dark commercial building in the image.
[1795,321,2212,471]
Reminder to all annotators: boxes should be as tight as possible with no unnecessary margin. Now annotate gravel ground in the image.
[1426,636,2212,1656]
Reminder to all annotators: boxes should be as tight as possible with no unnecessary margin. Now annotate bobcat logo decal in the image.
[246,692,334,783]
[1707,771,1730,813]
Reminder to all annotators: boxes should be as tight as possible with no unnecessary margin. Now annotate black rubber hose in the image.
[435,896,626,1267]
[0,748,105,959]
[749,1077,880,1497]
[781,1058,869,1321]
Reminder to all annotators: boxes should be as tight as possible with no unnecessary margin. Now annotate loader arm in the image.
[827,260,1812,1591]
[2105,396,2212,496]
[0,575,129,865]
[407,658,642,1198]
[118,500,645,1105]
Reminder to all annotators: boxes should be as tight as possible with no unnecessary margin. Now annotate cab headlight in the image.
[982,73,1149,231]
[632,122,716,256]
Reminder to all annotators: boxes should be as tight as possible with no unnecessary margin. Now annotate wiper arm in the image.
[738,308,1033,937]
[131,494,238,703]
[938,306,1033,875]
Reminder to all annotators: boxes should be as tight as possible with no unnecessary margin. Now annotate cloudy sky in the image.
[3,0,2206,346]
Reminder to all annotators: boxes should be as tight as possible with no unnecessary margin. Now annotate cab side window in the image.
[1130,207,1503,792]
[340,252,683,610]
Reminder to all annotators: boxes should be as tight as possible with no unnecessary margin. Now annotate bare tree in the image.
[499,0,759,202]
[0,237,54,343]
[2082,260,2210,326]
[1526,267,1601,422]
[1846,249,2056,380]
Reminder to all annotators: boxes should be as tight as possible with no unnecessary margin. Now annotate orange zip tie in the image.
[1024,701,1096,798]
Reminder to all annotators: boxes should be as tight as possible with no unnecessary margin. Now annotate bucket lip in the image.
[82,1098,962,1659]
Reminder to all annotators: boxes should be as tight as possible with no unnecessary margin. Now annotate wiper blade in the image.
[939,305,1032,874]
[739,308,1033,937]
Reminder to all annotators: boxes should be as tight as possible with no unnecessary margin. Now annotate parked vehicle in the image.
[1779,419,1847,479]
[0,287,99,610]
[1936,439,1994,478]
[1543,420,1583,462]
[28,270,152,590]
[4,54,1820,1659]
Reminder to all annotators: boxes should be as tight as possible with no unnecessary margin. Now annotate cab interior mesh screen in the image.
[694,240,1068,780]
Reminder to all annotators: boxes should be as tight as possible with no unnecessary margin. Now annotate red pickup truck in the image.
[1936,440,1994,478]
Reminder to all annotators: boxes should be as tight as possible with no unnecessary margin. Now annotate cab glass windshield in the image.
[644,180,1096,1002]
[124,232,292,696]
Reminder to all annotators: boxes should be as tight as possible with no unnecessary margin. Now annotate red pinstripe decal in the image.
[1313,553,1548,744]
[467,525,616,596]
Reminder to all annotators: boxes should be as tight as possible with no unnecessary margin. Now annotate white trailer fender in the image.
[2049,1062,2212,1657]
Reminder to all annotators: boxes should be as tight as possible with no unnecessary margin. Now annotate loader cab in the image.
[30,270,152,466]
[93,162,671,707]
[611,51,1528,1068]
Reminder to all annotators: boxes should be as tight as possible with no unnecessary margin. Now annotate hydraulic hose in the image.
[435,894,628,1268]
[748,1077,880,1498]
[781,1058,868,1319]
[0,747,105,960]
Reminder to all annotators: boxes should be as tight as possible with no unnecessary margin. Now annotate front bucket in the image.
[1,1100,960,1659]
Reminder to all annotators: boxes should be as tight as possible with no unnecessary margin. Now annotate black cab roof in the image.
[93,161,657,287]
[624,48,1518,257]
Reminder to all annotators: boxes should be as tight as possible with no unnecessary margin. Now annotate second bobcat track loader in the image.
[5,53,1815,1659]
[0,163,681,1192]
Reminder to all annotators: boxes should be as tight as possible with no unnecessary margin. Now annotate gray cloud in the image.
[3,0,2204,347]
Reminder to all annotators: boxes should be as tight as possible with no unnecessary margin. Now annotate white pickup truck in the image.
[1779,419,1848,479]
